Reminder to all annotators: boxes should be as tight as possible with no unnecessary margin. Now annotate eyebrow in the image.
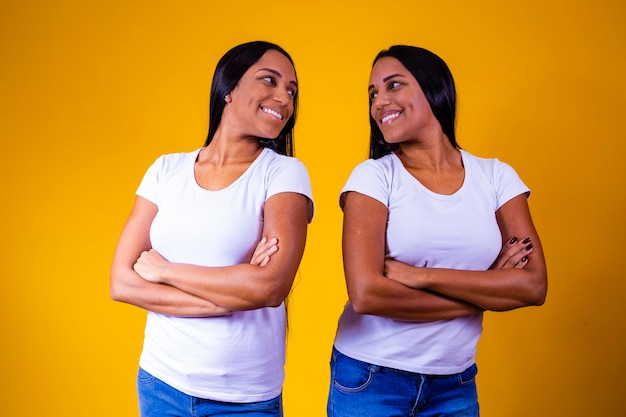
[368,73,406,91]
[257,68,298,88]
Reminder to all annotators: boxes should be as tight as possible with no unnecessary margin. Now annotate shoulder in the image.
[461,149,518,178]
[350,154,395,178]
[340,155,396,209]
[146,149,199,175]
[347,154,398,189]
[259,149,314,221]
[261,149,310,176]
[263,148,305,165]
[137,149,199,201]
[461,150,529,202]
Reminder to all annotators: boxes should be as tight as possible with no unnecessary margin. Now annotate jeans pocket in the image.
[458,363,478,386]
[137,367,155,385]
[332,351,380,393]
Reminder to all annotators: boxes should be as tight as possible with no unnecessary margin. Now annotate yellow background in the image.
[2,0,625,416]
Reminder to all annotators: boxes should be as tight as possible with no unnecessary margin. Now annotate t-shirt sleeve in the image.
[267,157,314,223]
[493,159,530,210]
[339,159,389,210]
[136,155,165,205]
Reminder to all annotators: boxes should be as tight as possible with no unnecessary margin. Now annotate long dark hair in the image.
[369,45,459,159]
[204,41,297,156]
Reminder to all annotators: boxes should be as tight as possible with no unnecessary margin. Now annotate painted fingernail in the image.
[525,243,534,251]
[509,237,517,244]
[522,237,531,244]
[521,256,528,262]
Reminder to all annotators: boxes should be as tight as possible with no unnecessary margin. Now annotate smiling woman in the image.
[327,45,547,417]
[205,44,299,157]
[212,50,298,149]
[110,41,314,417]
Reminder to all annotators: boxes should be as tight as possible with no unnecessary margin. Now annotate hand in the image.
[384,259,424,289]
[490,237,534,270]
[249,237,279,267]
[134,249,169,283]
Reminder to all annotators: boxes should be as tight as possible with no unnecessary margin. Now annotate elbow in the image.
[503,287,546,311]
[351,300,372,315]
[109,279,125,303]
[521,275,548,307]
[269,284,294,308]
[530,272,548,306]
[351,298,382,316]
[529,286,547,307]
[252,277,293,309]
[259,284,289,308]
[344,271,388,315]
[110,264,134,303]
[348,286,378,315]
[265,295,286,309]
[519,293,545,308]
[251,293,287,310]
[109,272,131,303]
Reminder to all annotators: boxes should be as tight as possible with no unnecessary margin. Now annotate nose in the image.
[372,93,390,110]
[273,89,290,106]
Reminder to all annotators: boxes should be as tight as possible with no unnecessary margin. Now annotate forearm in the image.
[159,262,292,311]
[110,269,231,317]
[348,273,483,321]
[432,267,546,311]
[395,265,546,311]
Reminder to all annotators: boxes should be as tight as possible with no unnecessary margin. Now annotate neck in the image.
[396,134,460,171]
[200,127,262,166]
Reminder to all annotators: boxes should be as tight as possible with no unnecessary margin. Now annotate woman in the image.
[110,41,314,417]
[327,46,547,416]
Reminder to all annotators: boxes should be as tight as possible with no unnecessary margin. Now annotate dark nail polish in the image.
[509,237,517,244]
[525,243,534,251]
[522,237,531,244]
[521,256,528,262]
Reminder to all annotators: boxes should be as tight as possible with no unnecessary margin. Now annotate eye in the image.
[389,81,401,89]
[369,90,378,100]
[262,76,277,86]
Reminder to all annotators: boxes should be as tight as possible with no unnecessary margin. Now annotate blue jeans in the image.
[327,347,479,417]
[137,368,283,417]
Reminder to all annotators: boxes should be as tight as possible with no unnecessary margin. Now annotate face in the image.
[368,57,438,144]
[225,49,297,140]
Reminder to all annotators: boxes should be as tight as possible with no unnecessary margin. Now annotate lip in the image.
[261,106,285,121]
[380,110,401,124]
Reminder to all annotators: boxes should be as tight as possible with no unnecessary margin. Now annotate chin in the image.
[381,135,402,145]
[258,133,281,141]
[258,126,284,140]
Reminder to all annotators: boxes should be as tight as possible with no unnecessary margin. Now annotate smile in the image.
[381,112,400,124]
[262,107,284,120]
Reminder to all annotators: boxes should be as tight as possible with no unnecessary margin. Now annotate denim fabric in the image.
[137,368,283,417]
[327,347,479,417]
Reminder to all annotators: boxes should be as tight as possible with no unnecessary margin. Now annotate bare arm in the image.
[133,192,309,311]
[385,194,548,311]
[342,191,483,321]
[110,196,232,317]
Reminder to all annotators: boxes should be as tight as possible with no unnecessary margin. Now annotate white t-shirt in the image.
[334,150,529,375]
[135,147,313,402]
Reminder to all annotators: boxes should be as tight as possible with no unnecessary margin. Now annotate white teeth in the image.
[263,107,283,120]
[382,112,400,123]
